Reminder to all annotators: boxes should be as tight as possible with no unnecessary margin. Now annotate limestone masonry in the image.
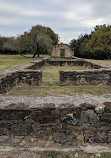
[0,57,111,94]
[0,94,111,157]
[51,44,74,57]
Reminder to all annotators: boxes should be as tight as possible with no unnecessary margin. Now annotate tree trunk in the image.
[32,52,37,58]
[37,52,40,58]
[36,41,40,58]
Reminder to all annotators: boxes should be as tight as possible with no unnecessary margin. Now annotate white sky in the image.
[0,0,111,43]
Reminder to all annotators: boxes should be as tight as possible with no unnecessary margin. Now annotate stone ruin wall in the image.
[47,58,103,69]
[0,59,44,94]
[0,70,42,94]
[46,58,111,86]
[0,95,111,148]
[0,57,111,94]
[60,69,111,86]
[51,44,73,57]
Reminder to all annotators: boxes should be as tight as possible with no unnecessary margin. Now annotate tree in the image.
[17,25,59,58]
[45,27,59,45]
[2,37,17,51]
[70,39,79,56]
[0,36,18,54]
[0,36,4,50]
[70,34,91,58]
[70,24,111,59]
[85,25,111,59]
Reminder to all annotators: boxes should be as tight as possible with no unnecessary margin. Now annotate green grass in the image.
[47,151,71,158]
[101,152,111,158]
[7,65,111,96]
[0,54,49,70]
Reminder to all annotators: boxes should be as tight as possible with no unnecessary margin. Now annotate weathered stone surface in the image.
[95,104,105,114]
[0,94,111,109]
[103,102,111,111]
[61,114,77,125]
[0,70,42,94]
[0,94,110,147]
[80,110,99,126]
[53,132,78,146]
[60,69,111,86]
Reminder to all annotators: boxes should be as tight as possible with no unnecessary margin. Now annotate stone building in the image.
[51,43,74,58]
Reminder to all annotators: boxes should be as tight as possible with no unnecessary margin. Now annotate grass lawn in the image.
[85,59,111,66]
[7,65,111,96]
[0,54,49,70]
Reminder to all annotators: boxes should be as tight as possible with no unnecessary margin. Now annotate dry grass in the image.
[6,84,111,96]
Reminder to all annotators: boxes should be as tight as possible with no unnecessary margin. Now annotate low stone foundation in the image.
[60,69,111,85]
[0,70,42,94]
[46,58,104,69]
[0,57,111,94]
[0,58,45,94]
[0,94,111,148]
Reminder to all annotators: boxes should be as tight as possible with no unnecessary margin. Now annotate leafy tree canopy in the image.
[70,34,91,58]
[86,24,111,59]
[70,24,111,59]
[2,37,17,51]
[17,25,59,58]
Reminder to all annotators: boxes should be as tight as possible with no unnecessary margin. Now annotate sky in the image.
[0,0,111,43]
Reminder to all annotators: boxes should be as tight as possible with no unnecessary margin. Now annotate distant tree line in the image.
[0,25,59,58]
[1,24,111,59]
[70,24,111,59]
[0,36,18,55]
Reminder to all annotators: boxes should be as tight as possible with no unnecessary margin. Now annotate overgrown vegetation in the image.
[70,24,111,59]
